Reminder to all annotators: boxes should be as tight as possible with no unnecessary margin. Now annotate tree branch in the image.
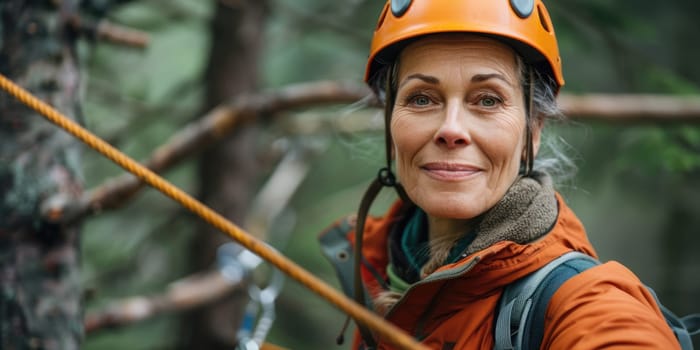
[93,19,149,48]
[558,94,700,123]
[84,270,241,333]
[68,15,149,48]
[42,81,368,224]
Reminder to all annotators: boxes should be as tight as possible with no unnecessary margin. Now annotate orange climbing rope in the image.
[0,73,429,350]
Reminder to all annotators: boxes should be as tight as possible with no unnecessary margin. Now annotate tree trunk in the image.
[180,1,268,348]
[0,1,83,349]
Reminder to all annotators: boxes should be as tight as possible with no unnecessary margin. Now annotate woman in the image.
[320,0,679,349]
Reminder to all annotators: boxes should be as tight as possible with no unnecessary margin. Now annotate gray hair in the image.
[521,58,578,183]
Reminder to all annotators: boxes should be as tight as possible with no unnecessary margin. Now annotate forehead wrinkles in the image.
[398,35,520,85]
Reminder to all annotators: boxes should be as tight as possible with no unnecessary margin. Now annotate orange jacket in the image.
[328,194,678,350]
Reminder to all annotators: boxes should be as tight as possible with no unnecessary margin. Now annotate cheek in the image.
[390,115,418,163]
[390,116,425,190]
[484,117,526,162]
[472,116,527,191]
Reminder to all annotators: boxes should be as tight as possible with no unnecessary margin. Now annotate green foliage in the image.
[616,126,700,174]
[642,67,700,94]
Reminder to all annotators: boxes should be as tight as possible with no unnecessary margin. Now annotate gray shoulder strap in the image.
[319,217,356,298]
[494,252,597,350]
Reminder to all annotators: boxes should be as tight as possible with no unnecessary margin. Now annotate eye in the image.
[412,95,432,106]
[474,93,503,109]
[401,92,435,108]
[480,96,499,107]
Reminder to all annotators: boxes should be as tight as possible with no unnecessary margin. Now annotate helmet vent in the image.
[391,0,412,18]
[510,0,534,18]
[536,3,553,33]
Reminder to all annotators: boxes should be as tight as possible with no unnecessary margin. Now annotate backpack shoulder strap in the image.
[319,217,357,298]
[494,251,599,350]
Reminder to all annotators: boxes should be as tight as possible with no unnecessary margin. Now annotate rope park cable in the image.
[0,73,429,350]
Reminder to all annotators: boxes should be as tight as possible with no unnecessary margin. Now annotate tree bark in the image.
[180,1,268,348]
[0,1,83,349]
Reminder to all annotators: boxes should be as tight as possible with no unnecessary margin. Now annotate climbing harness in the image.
[0,73,428,350]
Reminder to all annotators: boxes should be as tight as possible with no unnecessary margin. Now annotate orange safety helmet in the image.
[365,0,565,91]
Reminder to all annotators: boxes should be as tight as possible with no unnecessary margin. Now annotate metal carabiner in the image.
[218,242,285,350]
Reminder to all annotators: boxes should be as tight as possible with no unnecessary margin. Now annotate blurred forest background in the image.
[2,0,700,349]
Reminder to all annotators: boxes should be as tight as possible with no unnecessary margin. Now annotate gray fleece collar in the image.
[463,171,558,256]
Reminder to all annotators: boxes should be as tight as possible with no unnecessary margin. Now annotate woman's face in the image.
[391,34,541,219]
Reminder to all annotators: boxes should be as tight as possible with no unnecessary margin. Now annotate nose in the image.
[434,101,471,149]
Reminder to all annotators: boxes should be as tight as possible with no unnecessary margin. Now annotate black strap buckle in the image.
[377,167,396,187]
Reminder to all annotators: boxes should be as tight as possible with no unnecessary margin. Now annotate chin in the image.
[414,193,487,220]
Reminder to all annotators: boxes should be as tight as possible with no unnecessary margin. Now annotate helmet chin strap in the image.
[351,65,410,349]
[379,94,410,201]
[380,62,411,202]
[352,177,383,348]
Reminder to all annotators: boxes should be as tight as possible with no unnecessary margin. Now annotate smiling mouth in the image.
[421,162,481,181]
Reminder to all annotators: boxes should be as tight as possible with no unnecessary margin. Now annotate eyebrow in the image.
[471,73,513,86]
[399,72,514,89]
[399,73,440,88]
